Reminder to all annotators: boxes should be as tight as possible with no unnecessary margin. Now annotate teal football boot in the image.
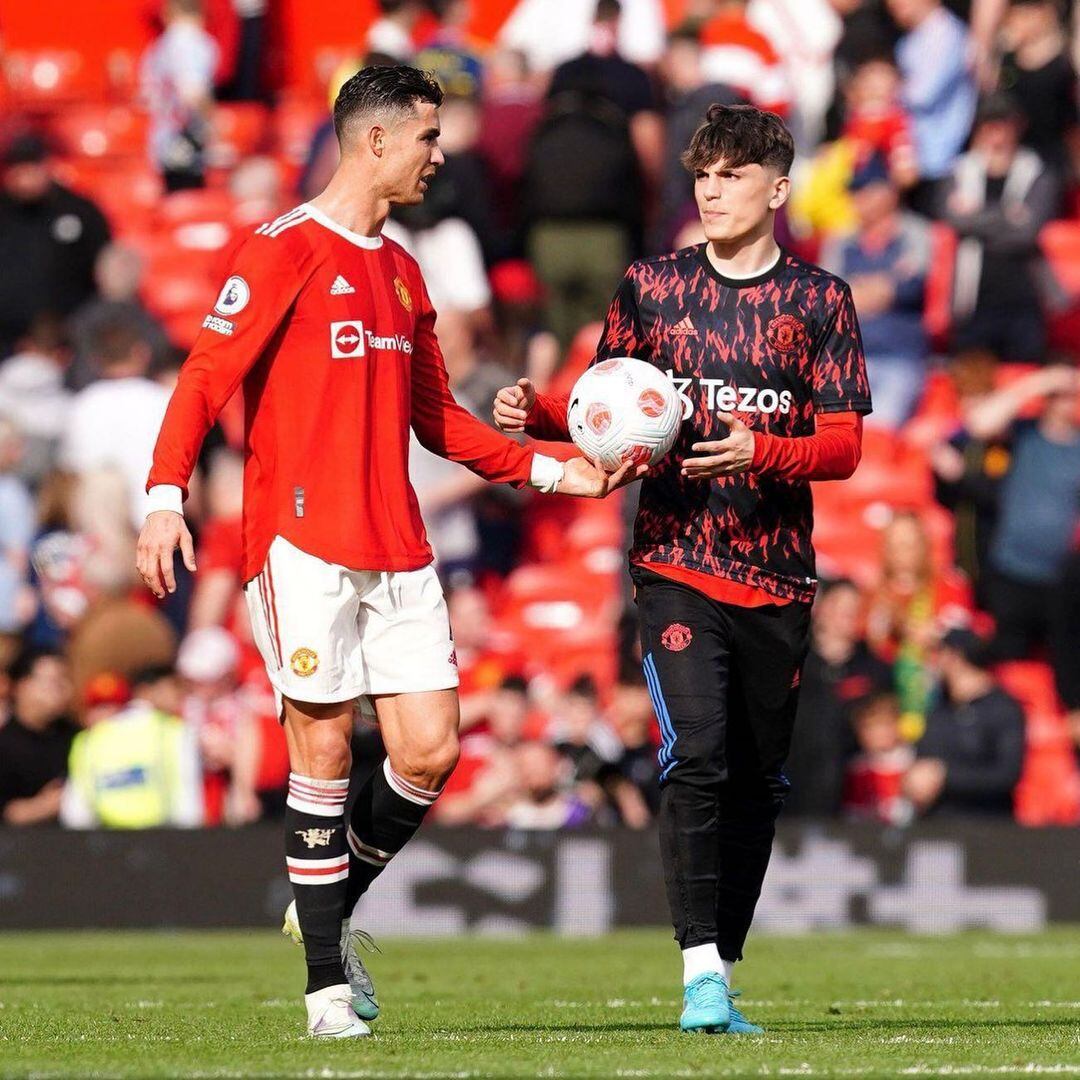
[679,972,731,1033]
[723,990,764,1035]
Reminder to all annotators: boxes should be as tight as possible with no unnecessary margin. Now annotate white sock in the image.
[722,958,736,985]
[682,943,723,985]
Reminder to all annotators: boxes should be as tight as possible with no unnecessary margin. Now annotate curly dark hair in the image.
[333,64,444,144]
[681,103,795,177]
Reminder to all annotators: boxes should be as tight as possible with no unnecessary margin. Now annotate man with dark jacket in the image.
[938,93,1061,362]
[905,628,1025,816]
[786,579,892,816]
[0,133,111,358]
[0,649,77,826]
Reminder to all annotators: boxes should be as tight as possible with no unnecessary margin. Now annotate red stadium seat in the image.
[3,48,96,109]
[153,190,239,267]
[142,269,216,320]
[1041,220,1080,299]
[496,560,620,689]
[208,102,271,168]
[996,661,1080,826]
[155,188,237,228]
[997,661,1064,741]
[55,159,163,236]
[273,95,330,167]
[48,105,148,160]
[1014,746,1080,826]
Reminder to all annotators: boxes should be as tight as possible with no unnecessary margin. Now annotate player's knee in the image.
[394,736,459,792]
[295,728,352,780]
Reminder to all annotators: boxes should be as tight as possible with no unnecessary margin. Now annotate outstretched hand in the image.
[136,511,196,598]
[558,456,649,498]
[681,412,755,479]
[493,378,536,432]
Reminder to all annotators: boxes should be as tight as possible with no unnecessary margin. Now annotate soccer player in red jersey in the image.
[136,66,638,1038]
[494,105,872,1034]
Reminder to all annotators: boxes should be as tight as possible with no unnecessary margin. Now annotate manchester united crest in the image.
[295,827,336,849]
[290,647,319,677]
[394,277,412,312]
[765,313,808,354]
[661,623,693,652]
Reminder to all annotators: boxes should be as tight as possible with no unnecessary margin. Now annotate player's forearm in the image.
[751,413,863,482]
[146,363,231,501]
[524,391,572,441]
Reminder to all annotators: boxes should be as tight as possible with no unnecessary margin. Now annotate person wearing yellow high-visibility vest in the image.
[60,674,202,830]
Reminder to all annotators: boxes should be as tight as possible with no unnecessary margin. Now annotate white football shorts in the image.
[244,536,459,713]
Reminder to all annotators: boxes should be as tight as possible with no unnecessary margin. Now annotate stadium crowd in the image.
[0,0,1079,831]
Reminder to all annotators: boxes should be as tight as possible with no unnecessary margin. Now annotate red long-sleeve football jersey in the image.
[147,204,535,583]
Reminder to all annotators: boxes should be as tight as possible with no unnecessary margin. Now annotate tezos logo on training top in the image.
[330,320,414,359]
[667,372,794,419]
[215,276,250,316]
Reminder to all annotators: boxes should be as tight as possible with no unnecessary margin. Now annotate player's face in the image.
[694,159,789,245]
[384,101,445,205]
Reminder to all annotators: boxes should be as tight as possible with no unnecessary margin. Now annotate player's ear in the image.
[768,175,791,212]
[368,124,386,159]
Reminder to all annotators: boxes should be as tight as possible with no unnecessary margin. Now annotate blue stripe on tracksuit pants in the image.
[633,565,810,961]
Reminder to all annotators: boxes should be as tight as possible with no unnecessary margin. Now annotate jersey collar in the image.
[697,245,785,289]
[301,203,384,249]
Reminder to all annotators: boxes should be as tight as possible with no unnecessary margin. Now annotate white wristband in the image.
[145,484,184,516]
[528,453,565,494]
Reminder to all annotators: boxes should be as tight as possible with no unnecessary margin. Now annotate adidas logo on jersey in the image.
[330,275,355,295]
[669,315,697,337]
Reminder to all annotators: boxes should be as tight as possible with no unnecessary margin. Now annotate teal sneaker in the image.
[723,990,763,1035]
[679,972,731,1033]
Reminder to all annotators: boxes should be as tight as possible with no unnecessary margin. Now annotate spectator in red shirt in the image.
[842,692,914,824]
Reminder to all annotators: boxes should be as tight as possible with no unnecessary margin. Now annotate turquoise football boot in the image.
[723,990,764,1035]
[679,972,731,1033]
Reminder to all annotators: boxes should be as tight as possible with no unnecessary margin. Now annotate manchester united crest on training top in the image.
[765,313,808,354]
[394,277,412,312]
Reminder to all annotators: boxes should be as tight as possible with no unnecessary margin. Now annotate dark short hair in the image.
[818,576,859,599]
[595,0,621,21]
[8,647,64,684]
[333,64,444,144]
[940,627,992,669]
[499,674,529,695]
[90,311,146,368]
[681,103,795,176]
[568,674,599,700]
[130,664,177,691]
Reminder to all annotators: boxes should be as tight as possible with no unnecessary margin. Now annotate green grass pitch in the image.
[1,929,1079,1078]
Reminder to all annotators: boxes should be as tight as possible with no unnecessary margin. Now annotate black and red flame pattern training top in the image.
[536,246,873,603]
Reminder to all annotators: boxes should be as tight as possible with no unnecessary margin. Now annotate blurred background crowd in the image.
[0,0,1078,832]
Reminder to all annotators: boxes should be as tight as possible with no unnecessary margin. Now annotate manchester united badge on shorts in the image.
[290,647,319,677]
[393,276,412,312]
[661,623,693,652]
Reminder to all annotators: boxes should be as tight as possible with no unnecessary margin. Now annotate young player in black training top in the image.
[494,105,871,1034]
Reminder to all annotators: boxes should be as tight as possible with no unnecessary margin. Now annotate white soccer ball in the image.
[567,357,683,472]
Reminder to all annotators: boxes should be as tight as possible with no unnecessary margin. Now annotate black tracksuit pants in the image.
[633,566,811,960]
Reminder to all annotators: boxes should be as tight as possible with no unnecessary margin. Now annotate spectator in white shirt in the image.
[140,0,219,190]
[59,315,170,529]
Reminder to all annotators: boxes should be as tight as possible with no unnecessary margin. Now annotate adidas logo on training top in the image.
[330,275,355,295]
[670,315,697,337]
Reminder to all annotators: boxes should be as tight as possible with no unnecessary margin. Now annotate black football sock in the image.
[344,757,441,913]
[285,773,350,994]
